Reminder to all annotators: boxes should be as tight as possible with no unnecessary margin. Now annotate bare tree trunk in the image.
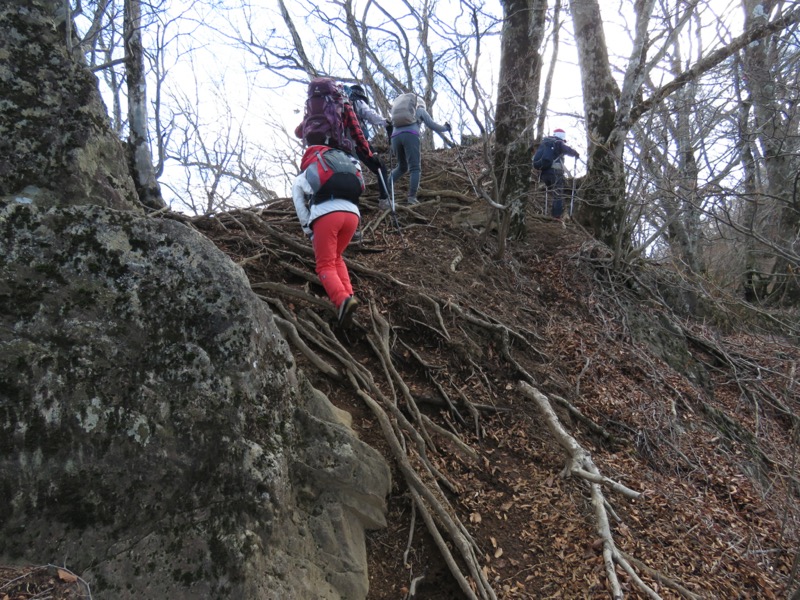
[124,0,165,210]
[493,0,546,243]
[568,0,628,256]
[666,44,705,278]
[341,0,390,113]
[741,0,800,304]
[535,0,562,141]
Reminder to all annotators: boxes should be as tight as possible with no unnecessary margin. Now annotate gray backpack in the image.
[391,93,418,127]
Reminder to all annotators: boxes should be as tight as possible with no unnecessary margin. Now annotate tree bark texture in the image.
[740,0,800,304]
[568,0,628,254]
[124,0,166,210]
[493,0,547,240]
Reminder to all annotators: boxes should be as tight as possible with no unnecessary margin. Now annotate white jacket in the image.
[352,98,387,138]
[292,171,361,237]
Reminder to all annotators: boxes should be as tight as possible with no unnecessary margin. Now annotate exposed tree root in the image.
[519,381,702,599]
[189,204,798,598]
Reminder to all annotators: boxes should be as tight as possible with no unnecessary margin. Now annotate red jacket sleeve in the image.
[343,103,372,157]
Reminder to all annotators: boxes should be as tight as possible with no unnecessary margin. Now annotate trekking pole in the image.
[544,187,548,216]
[569,156,578,216]
[377,169,407,248]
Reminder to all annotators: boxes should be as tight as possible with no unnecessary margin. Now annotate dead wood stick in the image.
[363,331,459,495]
[237,249,276,267]
[618,551,703,600]
[253,283,330,312]
[364,335,399,406]
[345,256,411,287]
[408,487,489,600]
[275,297,492,598]
[414,394,509,414]
[521,382,688,600]
[268,301,353,376]
[451,382,484,439]
[369,304,436,450]
[591,482,624,600]
[278,260,318,285]
[418,293,452,340]
[519,382,640,497]
[426,375,467,427]
[421,414,478,461]
[242,213,315,257]
[403,501,417,568]
[551,394,615,443]
[447,303,546,358]
[349,377,494,600]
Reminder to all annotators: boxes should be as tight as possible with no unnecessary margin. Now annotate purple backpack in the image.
[301,78,354,154]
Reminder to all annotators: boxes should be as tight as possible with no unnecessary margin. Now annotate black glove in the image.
[444,122,452,132]
[366,154,383,172]
[385,120,394,138]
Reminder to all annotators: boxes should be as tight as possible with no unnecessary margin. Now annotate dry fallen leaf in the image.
[494,547,504,558]
[470,512,482,523]
[57,568,78,583]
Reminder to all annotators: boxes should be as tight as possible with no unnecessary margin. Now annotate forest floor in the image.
[3,145,798,599]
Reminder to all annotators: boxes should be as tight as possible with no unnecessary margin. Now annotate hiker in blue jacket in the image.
[535,128,579,220]
[388,94,451,208]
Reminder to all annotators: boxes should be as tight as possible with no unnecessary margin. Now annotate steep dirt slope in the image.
[4,146,797,599]
[184,145,798,599]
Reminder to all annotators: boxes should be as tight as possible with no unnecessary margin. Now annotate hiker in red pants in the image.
[291,145,363,326]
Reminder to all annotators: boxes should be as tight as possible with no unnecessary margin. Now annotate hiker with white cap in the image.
[532,128,580,220]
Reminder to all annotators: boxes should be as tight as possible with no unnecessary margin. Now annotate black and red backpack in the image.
[301,145,364,204]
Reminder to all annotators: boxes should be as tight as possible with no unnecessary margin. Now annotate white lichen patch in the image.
[126,412,151,445]
[96,228,132,254]
[76,396,108,432]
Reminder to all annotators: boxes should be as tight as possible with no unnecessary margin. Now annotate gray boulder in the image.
[0,199,391,599]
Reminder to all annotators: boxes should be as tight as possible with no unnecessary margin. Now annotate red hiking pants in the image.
[312,211,359,309]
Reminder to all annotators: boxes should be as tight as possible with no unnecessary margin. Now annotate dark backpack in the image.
[301,78,354,154]
[532,137,558,170]
[301,145,364,204]
[347,84,372,138]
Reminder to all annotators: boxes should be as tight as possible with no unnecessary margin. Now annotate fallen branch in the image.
[519,381,700,599]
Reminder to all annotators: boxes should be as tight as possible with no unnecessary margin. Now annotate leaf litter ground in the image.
[4,146,797,599]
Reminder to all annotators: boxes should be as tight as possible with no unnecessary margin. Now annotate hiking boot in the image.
[406,196,419,205]
[350,230,363,244]
[378,198,391,211]
[337,296,359,327]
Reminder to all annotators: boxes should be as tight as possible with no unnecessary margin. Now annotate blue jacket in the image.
[542,136,579,172]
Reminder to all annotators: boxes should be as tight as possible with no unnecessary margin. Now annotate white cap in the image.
[553,129,566,140]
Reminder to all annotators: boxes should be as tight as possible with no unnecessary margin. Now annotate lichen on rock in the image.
[0,200,390,599]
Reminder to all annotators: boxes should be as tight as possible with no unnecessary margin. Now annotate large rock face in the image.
[0,199,391,599]
[0,1,139,210]
[1,1,390,595]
